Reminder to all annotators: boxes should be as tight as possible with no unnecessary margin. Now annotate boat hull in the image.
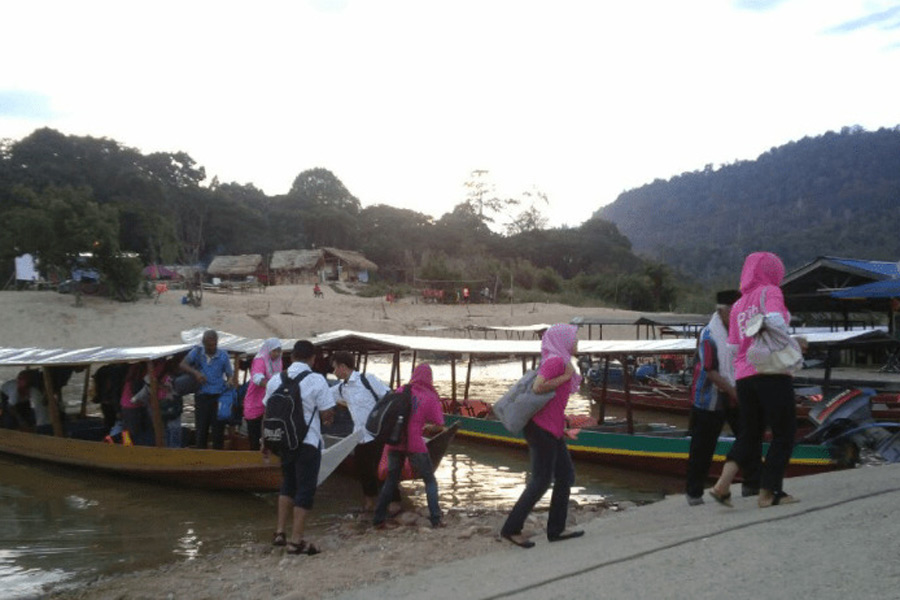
[444,413,842,478]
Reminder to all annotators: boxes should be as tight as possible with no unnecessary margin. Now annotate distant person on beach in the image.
[331,351,391,512]
[685,289,759,505]
[500,323,584,548]
[313,283,323,298]
[244,338,283,451]
[180,329,235,449]
[462,286,470,304]
[373,363,446,529]
[265,340,335,555]
[710,252,801,508]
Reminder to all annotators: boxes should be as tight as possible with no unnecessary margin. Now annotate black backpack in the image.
[365,384,412,445]
[262,371,316,457]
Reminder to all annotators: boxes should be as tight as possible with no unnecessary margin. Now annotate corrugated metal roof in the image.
[0,344,194,367]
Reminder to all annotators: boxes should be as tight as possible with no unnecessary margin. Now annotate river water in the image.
[0,359,687,599]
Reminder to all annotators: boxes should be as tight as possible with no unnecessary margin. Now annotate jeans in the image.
[194,393,224,449]
[501,421,575,540]
[373,450,441,526]
[165,418,182,448]
[727,375,796,493]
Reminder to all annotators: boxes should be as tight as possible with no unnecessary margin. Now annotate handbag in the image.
[745,288,804,374]
[492,370,555,434]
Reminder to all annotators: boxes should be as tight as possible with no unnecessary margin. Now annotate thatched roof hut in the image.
[321,247,378,282]
[206,254,265,279]
[269,249,325,285]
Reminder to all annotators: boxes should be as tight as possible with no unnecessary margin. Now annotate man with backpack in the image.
[331,351,391,512]
[263,340,335,555]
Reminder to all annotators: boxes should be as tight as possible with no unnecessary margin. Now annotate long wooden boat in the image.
[443,412,844,478]
[0,342,457,492]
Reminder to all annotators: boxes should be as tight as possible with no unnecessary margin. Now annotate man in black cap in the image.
[685,290,758,505]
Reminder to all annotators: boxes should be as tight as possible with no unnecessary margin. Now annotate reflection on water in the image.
[0,359,688,598]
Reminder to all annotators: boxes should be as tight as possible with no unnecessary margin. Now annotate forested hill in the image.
[596,127,900,286]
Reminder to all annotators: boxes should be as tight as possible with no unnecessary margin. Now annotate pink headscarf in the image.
[407,363,440,404]
[255,338,283,379]
[541,323,581,393]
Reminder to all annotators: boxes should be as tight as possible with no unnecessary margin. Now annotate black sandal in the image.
[272,532,286,547]
[286,540,321,555]
[501,533,535,549]
[549,530,584,542]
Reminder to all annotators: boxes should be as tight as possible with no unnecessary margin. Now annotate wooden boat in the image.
[443,411,845,478]
[0,342,457,492]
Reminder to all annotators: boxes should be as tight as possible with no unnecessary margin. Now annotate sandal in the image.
[549,530,584,542]
[272,532,287,547]
[286,540,321,555]
[759,490,798,508]
[708,488,733,508]
[501,533,535,549]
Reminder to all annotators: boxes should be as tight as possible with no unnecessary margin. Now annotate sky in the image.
[2,0,898,230]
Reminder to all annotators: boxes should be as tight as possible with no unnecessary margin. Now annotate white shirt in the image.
[1,380,49,427]
[262,362,335,449]
[331,371,389,444]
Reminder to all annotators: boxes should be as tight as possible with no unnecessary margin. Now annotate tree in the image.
[462,169,518,226]
[286,168,361,248]
[505,187,549,235]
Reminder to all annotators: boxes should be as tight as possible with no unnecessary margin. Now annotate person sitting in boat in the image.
[685,289,759,506]
[179,329,235,450]
[330,351,391,513]
[373,363,446,529]
[264,340,335,556]
[0,370,46,431]
[243,338,283,451]
[120,363,156,446]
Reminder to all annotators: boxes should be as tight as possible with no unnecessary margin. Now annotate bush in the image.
[536,267,563,294]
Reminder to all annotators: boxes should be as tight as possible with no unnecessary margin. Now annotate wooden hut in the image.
[321,248,378,283]
[269,249,325,285]
[206,254,266,283]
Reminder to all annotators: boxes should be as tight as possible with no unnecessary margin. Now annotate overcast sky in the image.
[2,0,898,229]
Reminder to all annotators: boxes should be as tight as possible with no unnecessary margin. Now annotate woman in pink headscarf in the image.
[501,323,584,548]
[373,363,446,529]
[710,252,800,508]
[244,338,282,451]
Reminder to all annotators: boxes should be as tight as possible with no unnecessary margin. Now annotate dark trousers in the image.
[685,405,741,498]
[194,393,224,449]
[374,451,441,526]
[355,439,384,498]
[501,421,575,540]
[727,375,796,493]
[121,406,155,446]
[246,417,262,451]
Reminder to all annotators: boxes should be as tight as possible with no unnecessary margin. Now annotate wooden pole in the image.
[411,351,417,379]
[41,367,64,437]
[598,356,610,425]
[146,360,165,447]
[622,355,634,434]
[464,355,474,401]
[450,358,457,404]
[79,364,92,418]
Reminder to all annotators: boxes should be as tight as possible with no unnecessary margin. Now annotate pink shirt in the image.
[387,385,444,454]
[243,356,272,420]
[729,252,791,381]
[531,356,572,438]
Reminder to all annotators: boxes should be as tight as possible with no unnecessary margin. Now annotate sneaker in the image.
[686,495,705,506]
